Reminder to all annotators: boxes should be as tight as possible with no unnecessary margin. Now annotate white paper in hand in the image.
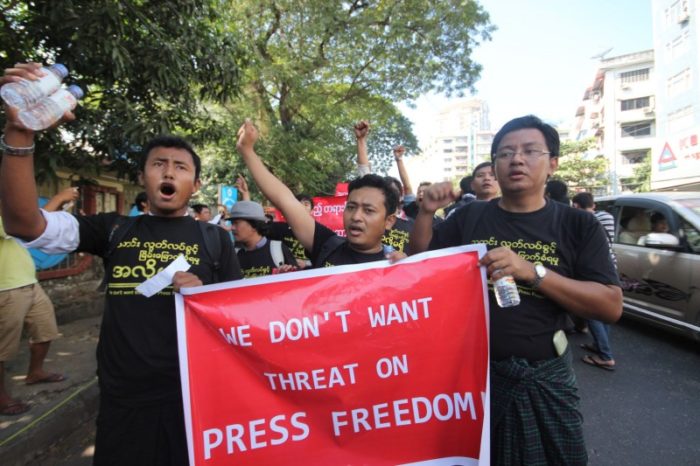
[135,254,191,298]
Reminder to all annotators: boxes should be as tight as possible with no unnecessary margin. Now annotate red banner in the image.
[334,182,349,197]
[176,246,490,465]
[271,195,347,237]
[309,195,346,236]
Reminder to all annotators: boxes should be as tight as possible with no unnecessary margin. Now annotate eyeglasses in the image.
[494,149,550,161]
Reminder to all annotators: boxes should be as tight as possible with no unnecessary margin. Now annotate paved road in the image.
[39,316,700,465]
[572,316,700,466]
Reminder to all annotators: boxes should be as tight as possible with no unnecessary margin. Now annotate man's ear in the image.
[384,212,397,230]
[548,156,559,177]
[137,171,145,186]
[193,178,202,196]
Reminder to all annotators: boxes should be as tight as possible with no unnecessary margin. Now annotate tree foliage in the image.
[555,138,609,193]
[623,152,650,192]
[0,0,246,181]
[210,0,493,195]
[1,1,493,200]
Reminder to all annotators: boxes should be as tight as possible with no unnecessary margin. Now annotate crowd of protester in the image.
[0,62,623,466]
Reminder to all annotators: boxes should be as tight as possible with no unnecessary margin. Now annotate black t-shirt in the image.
[382,217,414,253]
[237,239,297,278]
[429,199,620,362]
[268,222,311,263]
[75,213,242,406]
[311,222,386,267]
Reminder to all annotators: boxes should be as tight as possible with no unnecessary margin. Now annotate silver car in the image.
[596,192,700,341]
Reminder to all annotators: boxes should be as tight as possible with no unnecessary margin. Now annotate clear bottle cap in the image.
[67,85,84,100]
[49,64,69,79]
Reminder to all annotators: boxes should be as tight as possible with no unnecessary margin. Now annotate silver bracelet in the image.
[0,135,35,157]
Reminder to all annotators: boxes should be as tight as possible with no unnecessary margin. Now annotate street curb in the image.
[0,378,99,466]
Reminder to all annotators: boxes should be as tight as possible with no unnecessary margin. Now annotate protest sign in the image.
[272,195,347,236]
[334,182,349,196]
[176,245,490,465]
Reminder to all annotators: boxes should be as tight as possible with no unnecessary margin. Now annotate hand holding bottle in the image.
[1,63,77,134]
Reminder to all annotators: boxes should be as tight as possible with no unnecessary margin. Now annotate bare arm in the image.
[408,181,457,254]
[235,175,251,201]
[1,63,75,240]
[480,247,622,322]
[393,146,413,195]
[43,187,79,212]
[235,120,316,251]
[354,120,371,174]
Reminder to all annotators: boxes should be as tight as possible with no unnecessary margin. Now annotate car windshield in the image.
[677,198,700,217]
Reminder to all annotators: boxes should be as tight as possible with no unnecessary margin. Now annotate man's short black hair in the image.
[459,176,474,194]
[472,162,493,178]
[349,174,399,217]
[295,193,314,209]
[191,204,209,214]
[545,179,569,204]
[491,115,560,161]
[650,212,666,225]
[238,218,270,236]
[383,176,403,199]
[141,135,202,180]
[133,191,147,212]
[571,192,594,209]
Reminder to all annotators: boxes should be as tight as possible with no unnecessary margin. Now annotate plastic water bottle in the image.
[1,64,69,109]
[494,275,521,308]
[17,85,84,131]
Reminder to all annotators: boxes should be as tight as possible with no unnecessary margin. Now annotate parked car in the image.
[595,192,700,341]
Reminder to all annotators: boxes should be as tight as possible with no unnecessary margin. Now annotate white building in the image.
[651,0,700,191]
[406,99,494,183]
[573,50,656,194]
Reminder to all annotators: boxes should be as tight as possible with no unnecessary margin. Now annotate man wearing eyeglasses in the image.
[410,115,622,465]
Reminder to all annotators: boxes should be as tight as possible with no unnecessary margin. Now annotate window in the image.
[620,68,650,84]
[667,68,692,96]
[621,150,649,165]
[680,219,700,253]
[666,30,690,59]
[621,97,651,111]
[621,121,653,138]
[443,148,453,153]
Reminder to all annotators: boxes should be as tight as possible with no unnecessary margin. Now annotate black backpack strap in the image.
[314,234,346,267]
[99,215,139,292]
[197,222,222,282]
[105,215,140,258]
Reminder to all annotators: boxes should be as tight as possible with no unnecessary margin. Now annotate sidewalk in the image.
[0,316,101,466]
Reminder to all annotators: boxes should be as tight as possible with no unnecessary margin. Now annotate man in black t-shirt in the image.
[1,64,242,466]
[410,115,622,465]
[235,120,404,267]
[229,200,297,277]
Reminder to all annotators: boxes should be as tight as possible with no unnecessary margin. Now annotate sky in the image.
[399,0,654,148]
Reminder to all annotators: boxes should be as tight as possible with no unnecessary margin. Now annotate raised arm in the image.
[43,187,79,212]
[235,120,315,251]
[354,120,371,175]
[235,175,251,201]
[393,145,413,196]
[1,63,75,240]
[408,181,457,254]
